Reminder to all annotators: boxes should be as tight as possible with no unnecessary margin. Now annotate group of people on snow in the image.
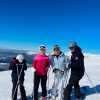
[9,42,85,100]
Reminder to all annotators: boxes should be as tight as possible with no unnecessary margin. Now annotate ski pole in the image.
[12,64,24,100]
[85,72,98,93]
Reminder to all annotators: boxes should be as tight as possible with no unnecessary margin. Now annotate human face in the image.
[54,48,61,56]
[69,47,75,53]
[40,47,46,54]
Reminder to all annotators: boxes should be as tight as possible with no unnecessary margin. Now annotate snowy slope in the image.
[0,54,100,100]
[80,54,100,100]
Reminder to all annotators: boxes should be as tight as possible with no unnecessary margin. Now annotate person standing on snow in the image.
[64,42,85,100]
[51,45,68,100]
[32,45,50,100]
[9,54,27,100]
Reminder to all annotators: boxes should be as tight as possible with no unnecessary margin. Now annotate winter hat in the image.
[53,45,60,50]
[69,41,77,48]
[39,45,46,49]
[16,54,24,63]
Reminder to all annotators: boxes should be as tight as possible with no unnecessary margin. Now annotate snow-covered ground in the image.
[0,54,100,100]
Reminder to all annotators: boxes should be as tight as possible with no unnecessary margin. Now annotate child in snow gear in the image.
[51,45,68,100]
[32,45,50,100]
[9,54,27,100]
[64,42,85,100]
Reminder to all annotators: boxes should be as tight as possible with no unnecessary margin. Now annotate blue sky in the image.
[0,0,100,53]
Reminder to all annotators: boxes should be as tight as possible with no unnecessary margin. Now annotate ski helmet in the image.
[16,54,24,63]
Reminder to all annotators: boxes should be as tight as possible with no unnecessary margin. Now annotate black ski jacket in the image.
[9,58,27,81]
[69,46,85,78]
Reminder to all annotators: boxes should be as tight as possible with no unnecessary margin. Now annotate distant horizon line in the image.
[0,46,100,55]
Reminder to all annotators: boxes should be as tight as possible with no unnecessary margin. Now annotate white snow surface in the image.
[0,54,100,100]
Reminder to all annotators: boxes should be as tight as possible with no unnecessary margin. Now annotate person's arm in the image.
[64,56,71,71]
[49,55,58,72]
[32,57,37,72]
[9,61,13,70]
[48,58,51,68]
[79,56,85,73]
[24,60,27,70]
[49,55,54,68]
[9,58,16,70]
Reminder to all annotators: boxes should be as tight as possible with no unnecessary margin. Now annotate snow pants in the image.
[34,72,47,100]
[52,70,65,100]
[12,78,27,100]
[64,74,82,100]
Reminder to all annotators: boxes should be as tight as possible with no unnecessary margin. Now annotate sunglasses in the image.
[69,47,75,50]
[40,46,46,49]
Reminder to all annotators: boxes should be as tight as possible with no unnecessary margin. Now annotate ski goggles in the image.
[40,46,46,49]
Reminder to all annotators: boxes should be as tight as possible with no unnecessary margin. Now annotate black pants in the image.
[12,78,27,100]
[64,75,81,100]
[34,72,47,100]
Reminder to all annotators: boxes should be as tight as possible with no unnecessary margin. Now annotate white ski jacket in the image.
[51,52,69,72]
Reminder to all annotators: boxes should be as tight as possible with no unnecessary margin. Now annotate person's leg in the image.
[52,71,60,97]
[57,72,64,100]
[19,80,27,100]
[34,73,40,100]
[41,74,47,99]
[63,76,73,100]
[74,80,81,99]
[12,79,18,100]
